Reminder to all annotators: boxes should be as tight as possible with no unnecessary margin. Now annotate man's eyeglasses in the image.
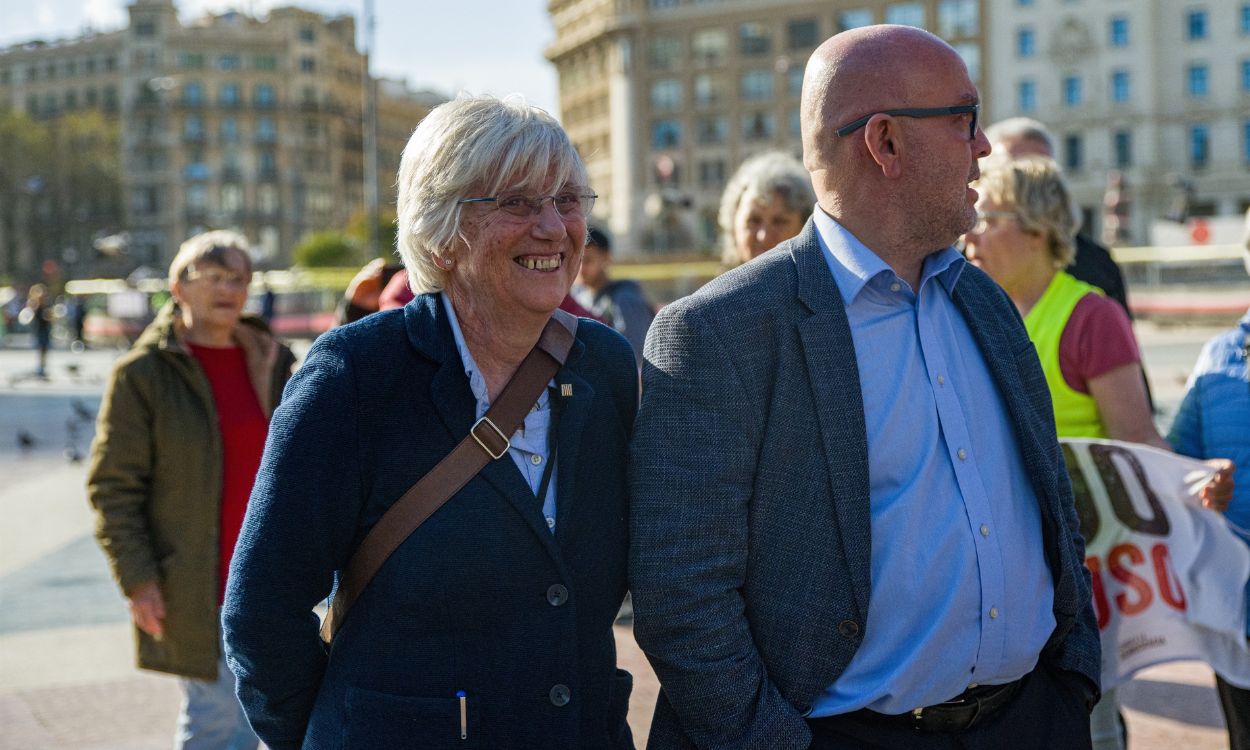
[458,190,598,219]
[186,268,250,290]
[835,104,980,140]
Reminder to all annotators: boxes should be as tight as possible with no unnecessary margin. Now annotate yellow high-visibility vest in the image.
[1023,271,1107,438]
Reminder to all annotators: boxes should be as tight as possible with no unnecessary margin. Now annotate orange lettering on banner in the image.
[1108,543,1153,616]
[1086,556,1111,630]
[1151,543,1187,612]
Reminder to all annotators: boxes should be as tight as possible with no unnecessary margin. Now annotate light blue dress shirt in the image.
[442,294,558,534]
[809,211,1056,716]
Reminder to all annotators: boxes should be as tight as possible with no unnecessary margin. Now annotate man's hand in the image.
[127,580,166,638]
[1200,459,1235,513]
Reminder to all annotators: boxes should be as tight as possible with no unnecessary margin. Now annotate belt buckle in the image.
[471,416,510,460]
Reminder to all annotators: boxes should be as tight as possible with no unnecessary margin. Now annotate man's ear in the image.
[863,115,904,179]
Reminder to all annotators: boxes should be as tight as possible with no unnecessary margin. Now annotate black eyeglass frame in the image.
[834,104,980,139]
[457,191,598,218]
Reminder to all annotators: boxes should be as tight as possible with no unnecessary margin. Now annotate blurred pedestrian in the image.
[87,230,295,750]
[1168,208,1250,750]
[21,284,53,377]
[965,155,1233,750]
[223,95,638,749]
[332,258,405,325]
[717,151,816,269]
[631,25,1099,749]
[573,227,655,366]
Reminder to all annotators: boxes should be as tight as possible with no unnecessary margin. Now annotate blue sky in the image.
[0,0,561,114]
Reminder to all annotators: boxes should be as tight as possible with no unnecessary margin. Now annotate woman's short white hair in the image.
[975,156,1078,268]
[717,151,815,267]
[168,230,251,287]
[396,95,589,294]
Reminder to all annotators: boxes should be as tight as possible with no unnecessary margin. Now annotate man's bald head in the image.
[801,25,969,175]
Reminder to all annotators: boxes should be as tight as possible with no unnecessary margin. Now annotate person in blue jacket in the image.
[222,95,638,749]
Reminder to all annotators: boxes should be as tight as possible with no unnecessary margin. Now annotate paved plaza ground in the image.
[0,317,1243,748]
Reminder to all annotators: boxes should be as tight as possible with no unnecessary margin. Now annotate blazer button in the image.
[547,584,569,607]
[838,620,860,639]
[549,684,571,706]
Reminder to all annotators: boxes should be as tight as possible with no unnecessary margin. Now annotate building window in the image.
[1188,64,1209,96]
[299,26,316,42]
[1063,76,1082,106]
[134,20,157,37]
[789,108,802,138]
[1111,70,1130,103]
[218,54,241,70]
[85,88,97,106]
[649,0,679,8]
[25,94,38,117]
[938,0,978,38]
[1109,16,1129,47]
[651,79,683,111]
[693,75,724,107]
[787,66,804,95]
[300,57,316,73]
[649,36,681,69]
[220,117,239,143]
[1190,123,1209,167]
[1244,120,1250,163]
[838,9,874,31]
[742,111,775,141]
[696,116,728,145]
[254,84,276,108]
[788,18,820,49]
[102,86,117,111]
[692,29,728,66]
[652,119,682,149]
[739,23,771,56]
[1242,59,1250,91]
[178,52,205,69]
[1018,0,1034,6]
[1063,134,1083,171]
[131,187,159,214]
[254,55,277,71]
[698,159,727,190]
[1113,130,1132,168]
[1187,9,1208,40]
[1017,27,1035,57]
[221,184,244,213]
[1243,4,1250,33]
[220,82,241,107]
[258,184,279,214]
[1018,80,1036,112]
[66,60,78,76]
[256,117,276,143]
[954,43,980,81]
[183,116,205,142]
[741,69,774,100]
[258,150,277,178]
[886,3,925,29]
[85,58,96,74]
[182,81,204,106]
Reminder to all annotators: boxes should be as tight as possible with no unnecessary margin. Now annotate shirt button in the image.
[547,584,569,606]
[957,448,968,461]
[889,282,901,292]
[937,374,945,386]
[549,684,571,706]
[530,453,543,465]
[989,607,999,619]
[980,524,990,537]
[546,516,556,529]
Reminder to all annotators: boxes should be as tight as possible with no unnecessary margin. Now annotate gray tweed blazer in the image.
[629,220,1100,750]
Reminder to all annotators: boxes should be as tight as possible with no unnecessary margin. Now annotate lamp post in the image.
[360,0,380,260]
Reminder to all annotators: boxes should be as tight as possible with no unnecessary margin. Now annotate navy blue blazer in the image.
[223,294,638,749]
[629,222,1100,749]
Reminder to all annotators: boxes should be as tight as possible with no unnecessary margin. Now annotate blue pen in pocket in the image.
[457,690,467,740]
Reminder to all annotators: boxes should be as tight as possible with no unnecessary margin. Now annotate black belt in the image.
[841,678,1024,733]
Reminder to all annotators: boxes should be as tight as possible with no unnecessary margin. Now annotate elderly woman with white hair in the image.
[717,151,816,269]
[222,96,638,749]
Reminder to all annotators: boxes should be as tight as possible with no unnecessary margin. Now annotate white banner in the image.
[1061,439,1250,690]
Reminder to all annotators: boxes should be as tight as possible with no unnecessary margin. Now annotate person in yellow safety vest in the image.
[964,155,1234,750]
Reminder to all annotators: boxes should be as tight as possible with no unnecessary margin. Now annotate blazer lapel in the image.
[552,352,592,545]
[406,294,476,442]
[791,228,873,622]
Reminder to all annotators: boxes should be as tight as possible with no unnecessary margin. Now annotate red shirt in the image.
[188,343,269,603]
[1058,292,1141,394]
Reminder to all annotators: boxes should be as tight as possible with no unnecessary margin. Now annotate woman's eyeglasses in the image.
[458,191,597,219]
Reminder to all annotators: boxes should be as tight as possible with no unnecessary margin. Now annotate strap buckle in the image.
[471,416,510,460]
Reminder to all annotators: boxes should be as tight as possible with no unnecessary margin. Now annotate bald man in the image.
[630,25,1099,750]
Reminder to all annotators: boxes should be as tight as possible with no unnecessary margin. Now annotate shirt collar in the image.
[440,293,551,418]
[813,207,966,303]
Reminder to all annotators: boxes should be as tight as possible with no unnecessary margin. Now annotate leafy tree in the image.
[292,230,361,267]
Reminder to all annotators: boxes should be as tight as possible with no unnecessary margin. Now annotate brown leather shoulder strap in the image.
[320,314,578,643]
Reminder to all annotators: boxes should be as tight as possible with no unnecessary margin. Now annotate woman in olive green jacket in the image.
[87,231,294,749]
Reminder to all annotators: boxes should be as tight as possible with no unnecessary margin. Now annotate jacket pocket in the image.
[606,668,634,749]
[344,686,481,749]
